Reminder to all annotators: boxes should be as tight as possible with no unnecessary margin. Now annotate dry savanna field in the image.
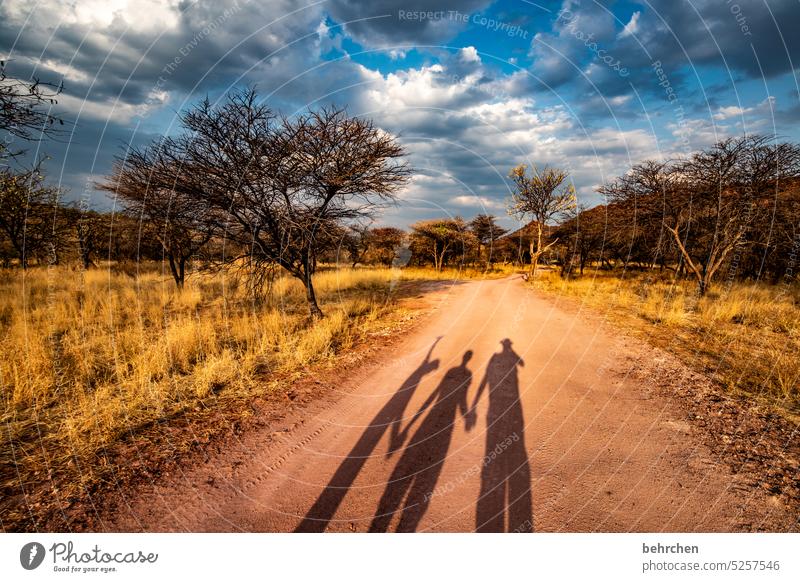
[0,263,511,529]
[1,260,798,530]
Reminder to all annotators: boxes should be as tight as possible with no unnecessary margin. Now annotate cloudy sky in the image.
[3,0,799,228]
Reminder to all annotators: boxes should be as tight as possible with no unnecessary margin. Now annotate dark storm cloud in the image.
[0,0,325,112]
[0,0,357,207]
[325,0,494,48]
[528,0,617,89]
[622,0,800,79]
[1,0,793,224]
[522,0,799,127]
[42,118,161,209]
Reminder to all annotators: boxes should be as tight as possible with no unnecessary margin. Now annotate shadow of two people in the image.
[297,338,533,533]
[295,337,443,532]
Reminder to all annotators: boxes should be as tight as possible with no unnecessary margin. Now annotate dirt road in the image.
[105,276,795,532]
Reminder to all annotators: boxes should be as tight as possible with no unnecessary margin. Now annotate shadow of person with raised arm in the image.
[295,337,442,532]
[369,350,473,532]
[470,339,533,532]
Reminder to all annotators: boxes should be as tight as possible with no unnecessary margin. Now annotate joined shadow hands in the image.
[464,408,477,431]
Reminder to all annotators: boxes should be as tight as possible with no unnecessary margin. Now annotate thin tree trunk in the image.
[167,254,184,289]
[81,247,92,269]
[13,239,27,269]
[302,253,324,319]
[304,271,324,319]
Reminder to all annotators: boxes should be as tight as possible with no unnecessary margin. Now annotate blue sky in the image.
[2,0,799,229]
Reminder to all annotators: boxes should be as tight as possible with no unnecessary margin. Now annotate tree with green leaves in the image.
[469,213,507,267]
[367,227,406,266]
[508,165,575,277]
[409,218,476,271]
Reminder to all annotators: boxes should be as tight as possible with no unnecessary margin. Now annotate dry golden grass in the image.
[531,268,800,413]
[0,262,510,529]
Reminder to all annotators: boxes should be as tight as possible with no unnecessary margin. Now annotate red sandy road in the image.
[105,276,794,532]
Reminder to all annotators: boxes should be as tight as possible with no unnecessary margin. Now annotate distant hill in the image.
[498,220,554,243]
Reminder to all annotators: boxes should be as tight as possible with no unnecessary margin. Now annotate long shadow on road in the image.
[368,350,474,532]
[295,337,442,532]
[471,338,533,532]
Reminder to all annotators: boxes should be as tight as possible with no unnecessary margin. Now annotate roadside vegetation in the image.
[521,136,800,415]
[532,268,800,415]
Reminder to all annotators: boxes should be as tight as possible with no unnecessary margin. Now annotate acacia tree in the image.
[99,153,220,289]
[508,165,575,276]
[469,213,507,266]
[106,90,409,316]
[409,218,476,271]
[554,204,608,277]
[763,181,800,283]
[0,64,66,266]
[66,208,110,269]
[367,227,405,266]
[599,160,675,270]
[341,225,406,267]
[599,136,800,295]
[674,137,800,295]
[343,224,372,267]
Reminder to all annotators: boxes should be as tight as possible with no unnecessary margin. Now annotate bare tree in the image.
[508,165,575,276]
[1,61,64,160]
[599,136,800,295]
[673,136,800,295]
[554,204,608,277]
[69,209,110,269]
[597,160,678,271]
[105,90,410,316]
[62,204,115,269]
[343,223,372,267]
[99,151,220,289]
[763,179,800,283]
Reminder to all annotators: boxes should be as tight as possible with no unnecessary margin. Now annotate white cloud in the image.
[713,105,748,120]
[459,46,480,63]
[3,0,182,32]
[451,195,505,210]
[713,97,775,121]
[354,59,670,217]
[618,11,640,39]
